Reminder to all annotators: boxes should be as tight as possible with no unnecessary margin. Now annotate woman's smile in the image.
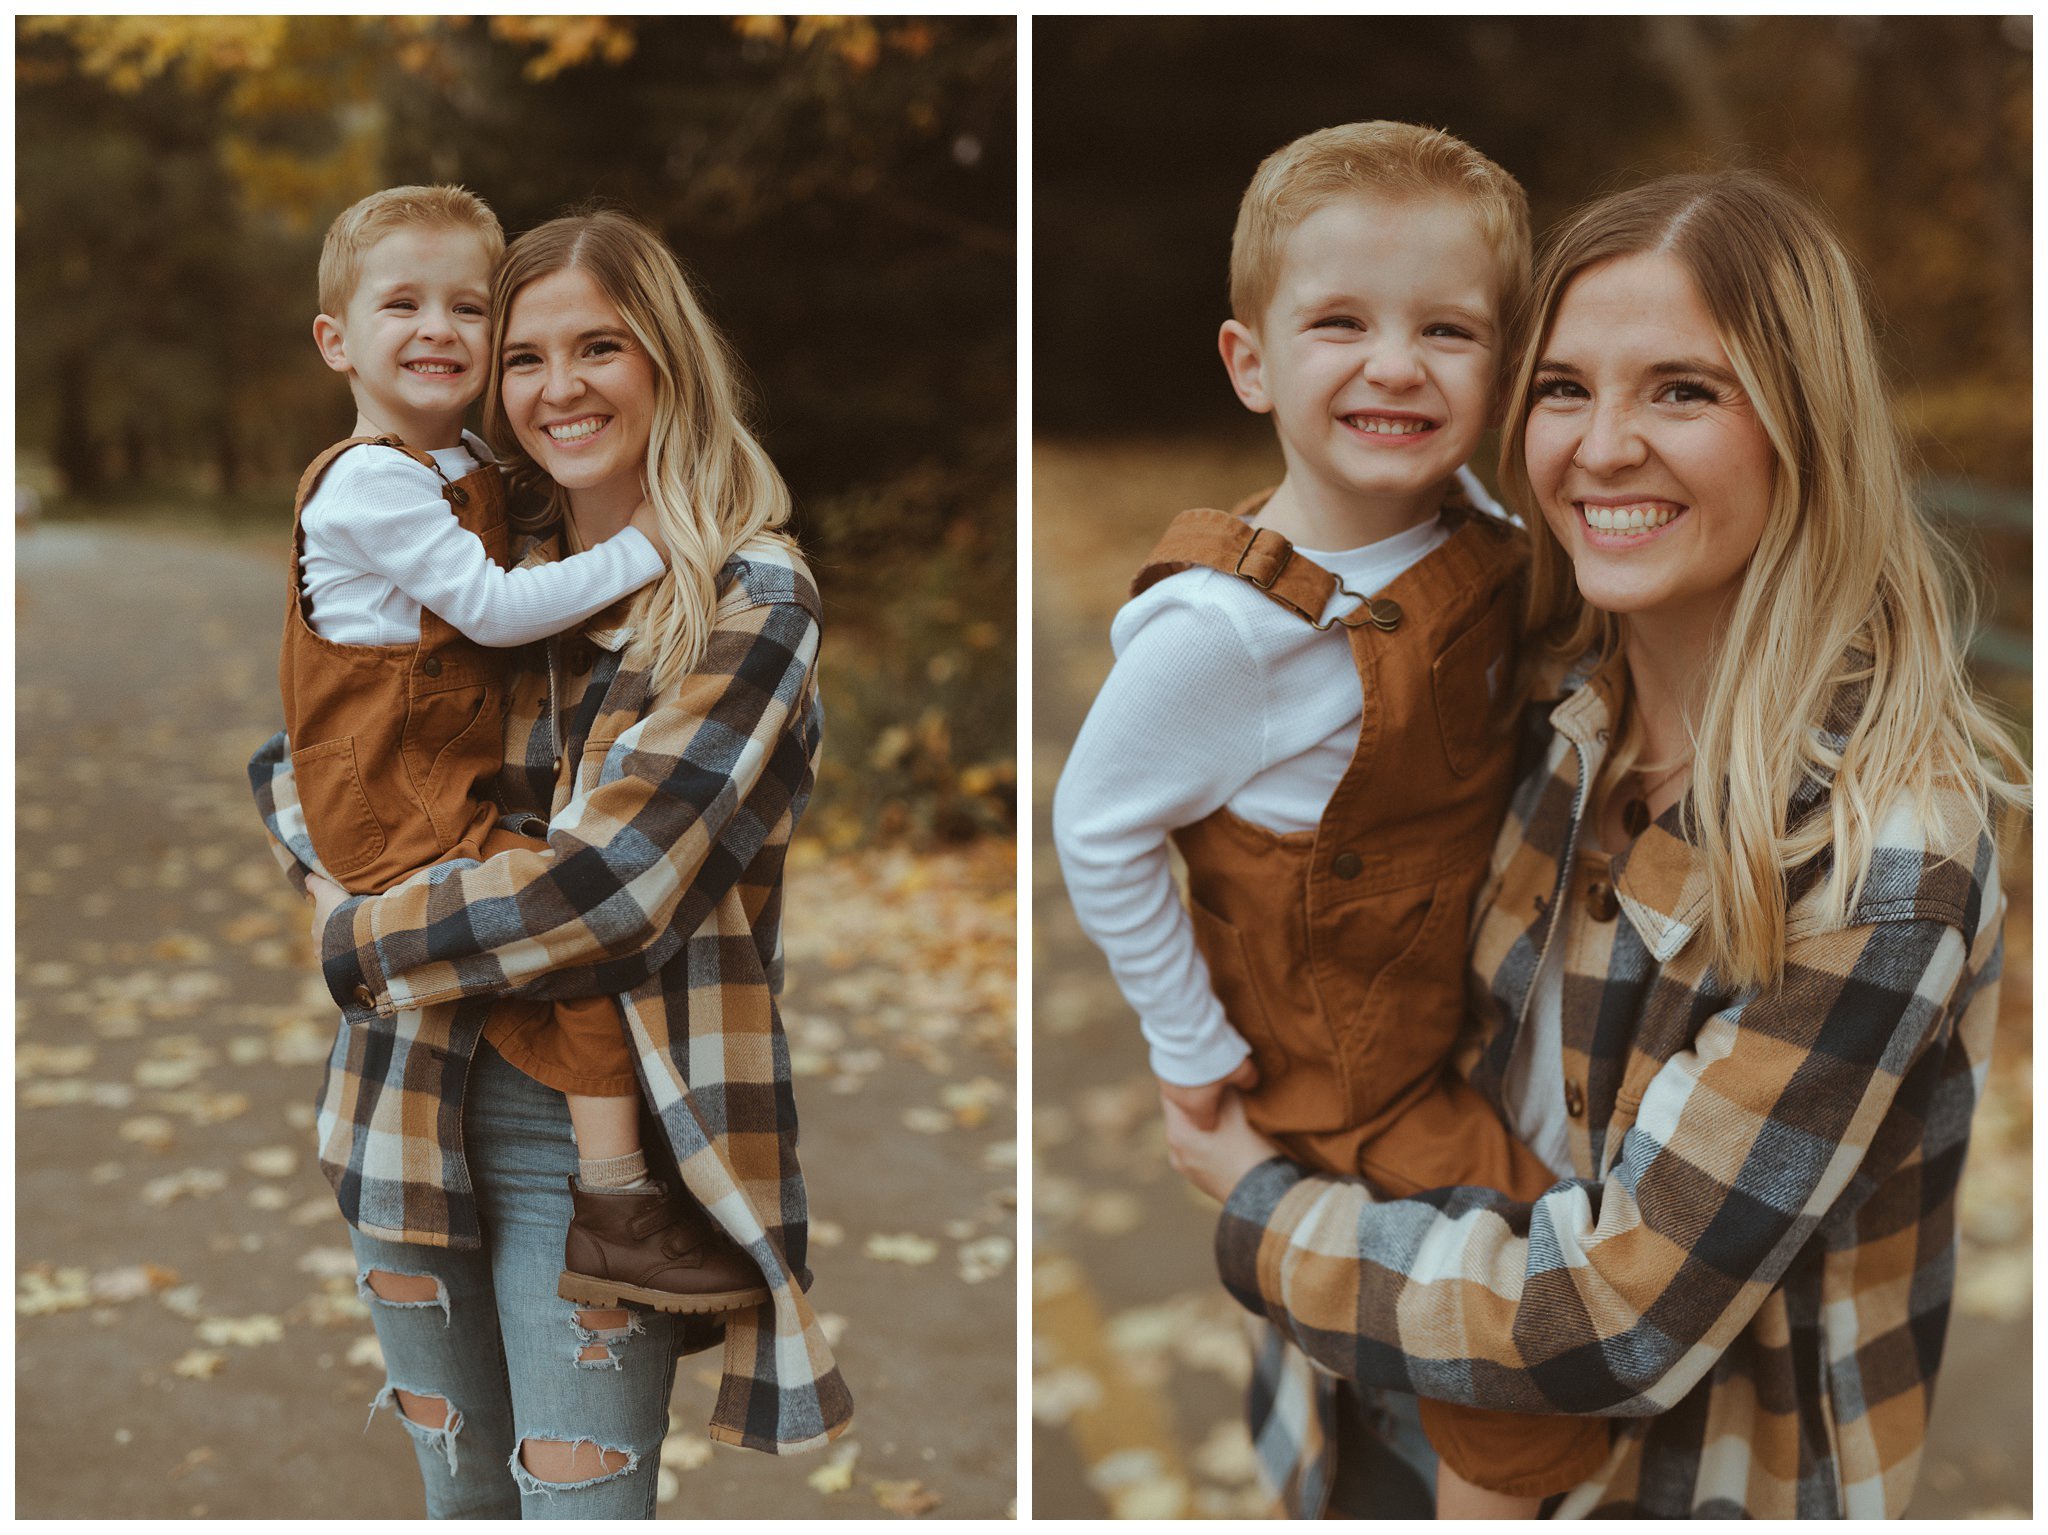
[1574,496,1688,543]
[542,414,614,444]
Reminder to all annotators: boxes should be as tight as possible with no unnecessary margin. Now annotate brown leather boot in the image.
[557,1178,770,1315]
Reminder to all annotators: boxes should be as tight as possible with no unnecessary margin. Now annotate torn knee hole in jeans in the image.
[512,1436,638,1494]
[369,1383,463,1475]
[571,1307,641,1369]
[358,1267,450,1324]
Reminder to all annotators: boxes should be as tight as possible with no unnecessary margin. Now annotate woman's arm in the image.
[327,592,817,1014]
[255,591,818,1015]
[248,728,326,898]
[1204,913,1983,1417]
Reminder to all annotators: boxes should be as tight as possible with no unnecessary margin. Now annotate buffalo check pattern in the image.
[250,538,851,1454]
[1216,656,2006,1517]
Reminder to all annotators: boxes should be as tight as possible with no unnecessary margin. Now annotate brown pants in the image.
[470,825,637,1097]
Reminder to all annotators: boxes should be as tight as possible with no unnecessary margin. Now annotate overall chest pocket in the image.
[401,676,497,843]
[1432,601,1514,778]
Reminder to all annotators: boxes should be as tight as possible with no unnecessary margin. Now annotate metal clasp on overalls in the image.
[1312,585,1403,633]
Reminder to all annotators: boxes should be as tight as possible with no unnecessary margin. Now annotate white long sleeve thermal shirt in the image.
[1053,510,1456,1086]
[297,433,664,647]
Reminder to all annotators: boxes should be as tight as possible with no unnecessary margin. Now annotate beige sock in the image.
[578,1150,652,1191]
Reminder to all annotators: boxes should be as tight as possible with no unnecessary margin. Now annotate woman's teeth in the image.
[1583,503,1679,535]
[1347,416,1430,435]
[545,418,607,442]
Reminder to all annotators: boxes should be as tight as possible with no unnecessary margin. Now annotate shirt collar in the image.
[1547,653,1710,963]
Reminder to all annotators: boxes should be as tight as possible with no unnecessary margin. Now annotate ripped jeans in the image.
[346,1041,682,1519]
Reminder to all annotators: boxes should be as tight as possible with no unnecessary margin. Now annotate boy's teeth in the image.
[1583,503,1679,534]
[407,362,458,374]
[546,417,606,442]
[1348,416,1429,435]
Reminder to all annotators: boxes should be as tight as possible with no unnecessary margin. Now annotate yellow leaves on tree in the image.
[488,16,637,81]
[20,15,289,94]
[730,15,938,72]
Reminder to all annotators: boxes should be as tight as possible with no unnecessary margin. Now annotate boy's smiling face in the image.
[1223,192,1501,542]
[315,223,494,449]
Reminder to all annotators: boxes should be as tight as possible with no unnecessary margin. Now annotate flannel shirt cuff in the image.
[320,894,376,1014]
[1215,1155,1308,1317]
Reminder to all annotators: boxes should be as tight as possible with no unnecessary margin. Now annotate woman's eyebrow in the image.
[500,327,628,351]
[1650,358,1741,385]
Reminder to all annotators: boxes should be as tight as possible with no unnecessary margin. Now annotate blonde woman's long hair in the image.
[484,208,796,695]
[1499,171,2027,989]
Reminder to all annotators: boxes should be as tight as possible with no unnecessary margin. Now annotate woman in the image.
[1164,170,2024,1517]
[250,209,849,1516]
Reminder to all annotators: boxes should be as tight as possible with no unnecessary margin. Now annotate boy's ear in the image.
[312,314,352,375]
[1218,319,1271,414]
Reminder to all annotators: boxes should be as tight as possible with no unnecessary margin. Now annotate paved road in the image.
[1028,437,2033,1520]
[16,520,1017,1520]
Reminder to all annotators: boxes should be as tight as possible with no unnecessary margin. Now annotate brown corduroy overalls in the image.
[280,436,635,1097]
[1135,494,1611,1497]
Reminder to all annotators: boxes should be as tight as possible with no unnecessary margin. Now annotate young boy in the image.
[1052,124,1610,1515]
[284,185,763,1314]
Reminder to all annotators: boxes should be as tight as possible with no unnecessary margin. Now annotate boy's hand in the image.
[1156,1057,1260,1132]
[626,497,670,566]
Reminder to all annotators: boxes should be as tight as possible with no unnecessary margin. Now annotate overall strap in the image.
[1130,507,1400,633]
[291,434,459,516]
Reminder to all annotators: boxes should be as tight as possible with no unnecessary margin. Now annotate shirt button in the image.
[552,757,563,776]
[1585,880,1619,922]
[568,642,594,675]
[1332,851,1363,879]
[421,656,442,678]
[352,985,374,1008]
[1565,1080,1586,1118]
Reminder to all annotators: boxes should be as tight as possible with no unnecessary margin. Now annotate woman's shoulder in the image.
[715,537,821,622]
[1846,789,2005,934]
[1786,784,2007,945]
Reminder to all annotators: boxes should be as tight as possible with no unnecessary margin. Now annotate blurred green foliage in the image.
[17,15,1016,845]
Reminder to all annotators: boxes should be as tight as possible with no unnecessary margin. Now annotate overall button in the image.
[1585,881,1619,921]
[1564,1080,1586,1118]
[1365,597,1402,631]
[421,656,442,678]
[1332,851,1363,879]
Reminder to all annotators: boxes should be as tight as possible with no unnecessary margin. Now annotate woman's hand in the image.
[1161,1086,1282,1203]
[305,871,349,953]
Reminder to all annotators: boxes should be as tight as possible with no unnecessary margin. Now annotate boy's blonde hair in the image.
[1500,170,2028,988]
[317,184,505,317]
[483,209,796,697]
[1229,121,1529,334]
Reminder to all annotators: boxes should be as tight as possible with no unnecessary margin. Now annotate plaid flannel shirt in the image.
[1217,656,2006,1517]
[250,537,852,1455]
